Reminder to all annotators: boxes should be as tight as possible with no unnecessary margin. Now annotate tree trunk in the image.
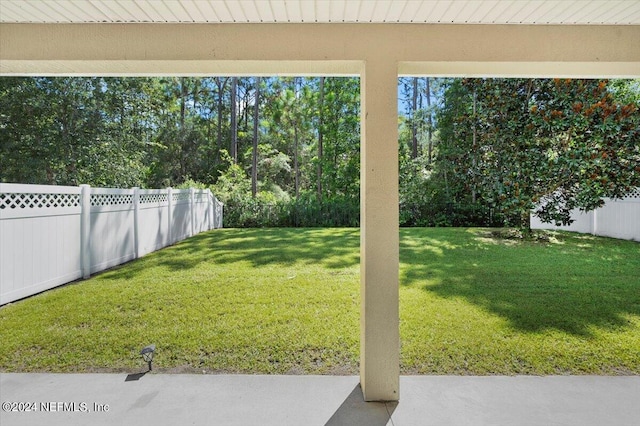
[252,78,260,197]
[426,77,433,164]
[294,123,300,199]
[230,77,238,163]
[215,77,228,162]
[317,76,324,202]
[179,77,189,178]
[192,79,199,113]
[179,77,187,128]
[472,89,477,204]
[521,210,532,236]
[412,77,418,159]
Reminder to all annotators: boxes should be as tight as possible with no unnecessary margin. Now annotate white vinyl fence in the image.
[531,195,640,242]
[0,183,223,305]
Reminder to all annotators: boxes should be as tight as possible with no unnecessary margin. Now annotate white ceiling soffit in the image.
[1,1,639,25]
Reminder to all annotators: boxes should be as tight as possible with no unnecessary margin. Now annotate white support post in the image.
[207,189,214,231]
[214,200,222,229]
[167,187,173,245]
[219,201,223,229]
[133,187,140,258]
[359,59,400,401]
[190,187,195,237]
[80,184,91,279]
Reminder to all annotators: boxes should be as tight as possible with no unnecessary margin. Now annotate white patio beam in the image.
[2,24,638,77]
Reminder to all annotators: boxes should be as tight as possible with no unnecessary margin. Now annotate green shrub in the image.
[223,196,359,228]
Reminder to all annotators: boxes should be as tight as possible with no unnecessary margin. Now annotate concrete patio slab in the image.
[1,373,638,426]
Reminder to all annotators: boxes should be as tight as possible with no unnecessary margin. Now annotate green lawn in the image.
[1,228,638,375]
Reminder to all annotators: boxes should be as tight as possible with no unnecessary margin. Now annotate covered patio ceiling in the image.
[1,0,639,25]
[1,0,638,403]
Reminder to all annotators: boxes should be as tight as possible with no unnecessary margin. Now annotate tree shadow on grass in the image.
[98,228,360,281]
[198,228,360,269]
[400,228,640,336]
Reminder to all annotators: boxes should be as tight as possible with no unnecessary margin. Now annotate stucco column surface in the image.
[360,58,400,402]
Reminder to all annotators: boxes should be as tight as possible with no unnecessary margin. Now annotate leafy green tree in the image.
[316,77,360,201]
[0,77,150,187]
[436,78,640,230]
[0,77,50,183]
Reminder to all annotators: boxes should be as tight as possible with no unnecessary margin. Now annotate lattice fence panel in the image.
[140,193,168,204]
[91,193,133,207]
[172,191,191,202]
[628,188,640,198]
[0,192,80,210]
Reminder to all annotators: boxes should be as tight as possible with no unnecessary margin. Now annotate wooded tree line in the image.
[1,76,637,228]
[0,76,360,226]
